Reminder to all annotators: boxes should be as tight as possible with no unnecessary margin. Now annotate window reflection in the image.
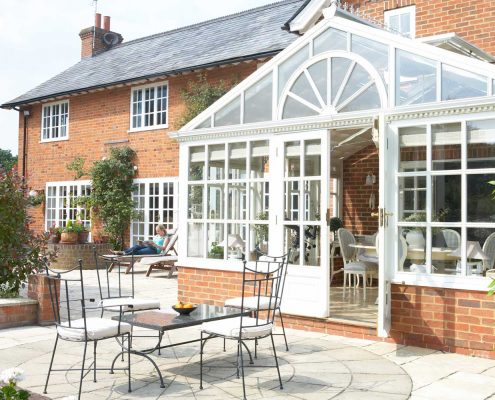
[396,49,436,106]
[432,123,461,170]
[432,175,461,222]
[399,126,427,172]
[467,119,495,169]
[467,174,495,222]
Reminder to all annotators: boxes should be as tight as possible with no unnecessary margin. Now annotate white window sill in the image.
[128,124,169,134]
[393,271,491,292]
[40,137,69,144]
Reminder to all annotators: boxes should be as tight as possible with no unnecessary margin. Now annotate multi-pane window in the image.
[41,101,69,141]
[131,83,168,130]
[131,179,178,245]
[45,182,91,230]
[397,119,495,277]
[385,6,416,38]
[186,140,270,261]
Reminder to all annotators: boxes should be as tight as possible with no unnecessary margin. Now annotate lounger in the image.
[132,230,178,277]
[103,229,178,274]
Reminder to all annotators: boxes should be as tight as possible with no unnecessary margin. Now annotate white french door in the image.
[270,130,330,317]
[378,113,394,336]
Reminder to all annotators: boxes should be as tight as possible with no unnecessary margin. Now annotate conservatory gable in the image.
[178,8,495,136]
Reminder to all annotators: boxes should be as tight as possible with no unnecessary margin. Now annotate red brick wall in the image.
[349,0,495,55]
[18,62,259,234]
[28,274,60,325]
[343,144,379,235]
[0,300,38,329]
[178,266,495,358]
[391,284,495,358]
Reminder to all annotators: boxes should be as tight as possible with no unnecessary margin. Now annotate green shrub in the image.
[0,168,55,298]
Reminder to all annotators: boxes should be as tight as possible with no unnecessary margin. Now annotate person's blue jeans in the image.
[124,245,157,255]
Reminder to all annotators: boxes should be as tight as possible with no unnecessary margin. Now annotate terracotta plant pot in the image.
[60,232,78,244]
[78,231,89,244]
[48,234,60,244]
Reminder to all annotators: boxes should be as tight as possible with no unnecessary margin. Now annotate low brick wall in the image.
[178,266,495,359]
[28,274,59,325]
[48,243,112,270]
[0,298,38,329]
[390,285,495,358]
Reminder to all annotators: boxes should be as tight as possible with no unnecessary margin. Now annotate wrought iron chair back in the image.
[93,248,136,302]
[239,257,285,337]
[43,259,132,399]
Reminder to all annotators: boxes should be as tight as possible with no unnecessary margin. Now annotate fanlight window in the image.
[188,23,495,131]
[281,56,382,119]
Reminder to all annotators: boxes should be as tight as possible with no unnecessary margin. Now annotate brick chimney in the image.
[79,13,123,58]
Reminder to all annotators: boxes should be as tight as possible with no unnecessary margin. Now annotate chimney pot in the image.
[95,13,102,29]
[103,16,110,31]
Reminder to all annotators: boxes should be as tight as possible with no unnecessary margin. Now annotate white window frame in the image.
[40,100,69,143]
[45,180,91,230]
[183,138,271,265]
[391,113,495,291]
[130,177,179,246]
[129,81,169,132]
[385,5,416,39]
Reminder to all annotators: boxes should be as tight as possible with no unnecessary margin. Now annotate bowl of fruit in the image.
[172,301,197,316]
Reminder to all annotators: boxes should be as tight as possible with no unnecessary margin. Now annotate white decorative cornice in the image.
[174,116,374,142]
[386,103,495,122]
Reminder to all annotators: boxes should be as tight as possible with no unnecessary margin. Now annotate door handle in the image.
[371,209,393,227]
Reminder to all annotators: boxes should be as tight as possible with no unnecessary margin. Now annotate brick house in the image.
[3,0,495,357]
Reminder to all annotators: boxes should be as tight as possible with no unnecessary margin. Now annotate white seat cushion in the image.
[225,296,280,310]
[134,256,177,267]
[100,297,160,312]
[57,318,131,341]
[344,261,378,272]
[357,253,378,263]
[202,317,273,339]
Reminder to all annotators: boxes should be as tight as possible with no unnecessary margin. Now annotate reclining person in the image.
[121,224,170,255]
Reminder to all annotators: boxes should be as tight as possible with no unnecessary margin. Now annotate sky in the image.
[0,0,278,155]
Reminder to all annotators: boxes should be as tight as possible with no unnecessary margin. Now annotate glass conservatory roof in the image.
[180,9,495,134]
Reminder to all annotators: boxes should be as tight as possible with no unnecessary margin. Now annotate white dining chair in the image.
[483,232,495,272]
[337,228,378,297]
[441,229,461,249]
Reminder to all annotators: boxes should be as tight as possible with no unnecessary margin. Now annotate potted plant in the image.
[60,220,78,244]
[47,225,61,244]
[209,242,224,259]
[74,220,89,244]
[329,217,343,241]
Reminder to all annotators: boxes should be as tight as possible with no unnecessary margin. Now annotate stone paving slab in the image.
[1,270,495,399]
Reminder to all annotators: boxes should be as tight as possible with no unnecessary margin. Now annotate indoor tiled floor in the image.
[329,286,378,325]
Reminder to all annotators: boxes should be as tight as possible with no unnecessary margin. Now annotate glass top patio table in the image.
[111,304,249,389]
[117,304,249,332]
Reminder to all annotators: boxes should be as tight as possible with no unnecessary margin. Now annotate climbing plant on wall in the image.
[178,74,236,128]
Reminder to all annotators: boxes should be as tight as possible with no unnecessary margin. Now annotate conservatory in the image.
[171,4,495,337]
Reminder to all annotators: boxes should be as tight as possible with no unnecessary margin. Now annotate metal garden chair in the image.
[224,251,291,351]
[200,257,285,399]
[43,260,132,400]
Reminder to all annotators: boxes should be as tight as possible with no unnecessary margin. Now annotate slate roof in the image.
[2,0,303,108]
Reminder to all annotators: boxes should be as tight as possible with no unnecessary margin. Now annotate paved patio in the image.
[2,269,495,399]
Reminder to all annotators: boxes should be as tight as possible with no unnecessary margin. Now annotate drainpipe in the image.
[21,109,30,179]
